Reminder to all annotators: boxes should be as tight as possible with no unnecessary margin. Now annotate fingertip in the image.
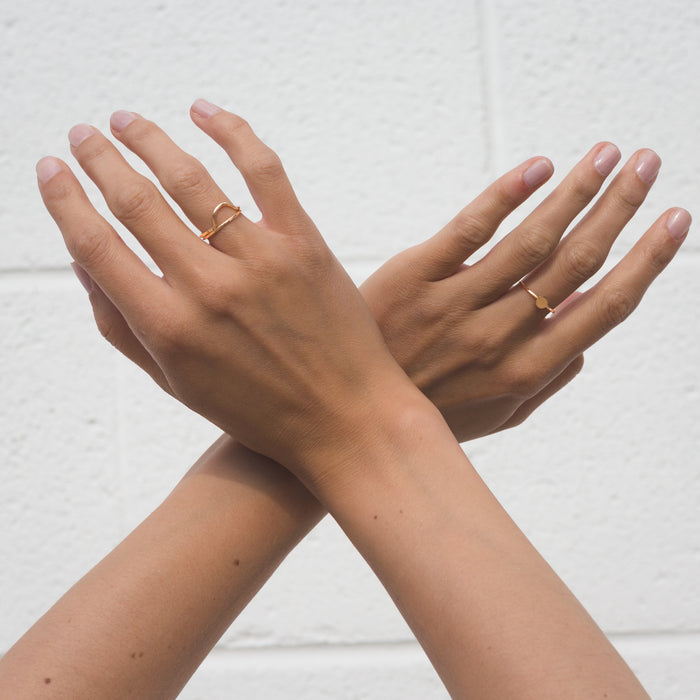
[634,148,662,185]
[68,123,96,149]
[522,157,554,189]
[666,207,691,241]
[191,98,223,120]
[36,156,64,184]
[593,142,621,177]
[110,110,139,134]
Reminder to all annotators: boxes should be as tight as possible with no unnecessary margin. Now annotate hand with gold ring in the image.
[37,103,417,479]
[361,142,690,440]
[43,109,689,446]
[31,102,667,699]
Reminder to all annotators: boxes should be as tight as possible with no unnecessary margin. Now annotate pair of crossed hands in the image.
[30,99,692,698]
[38,100,687,481]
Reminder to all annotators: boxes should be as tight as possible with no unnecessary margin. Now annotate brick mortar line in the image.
[3,248,700,286]
[205,630,700,662]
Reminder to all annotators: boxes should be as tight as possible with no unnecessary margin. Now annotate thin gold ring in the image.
[519,280,555,315]
[200,202,242,241]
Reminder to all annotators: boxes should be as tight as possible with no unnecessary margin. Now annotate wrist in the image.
[290,373,455,502]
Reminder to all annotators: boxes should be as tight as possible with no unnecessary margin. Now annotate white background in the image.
[1,1,698,697]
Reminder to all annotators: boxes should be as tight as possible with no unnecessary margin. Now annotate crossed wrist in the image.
[289,374,450,503]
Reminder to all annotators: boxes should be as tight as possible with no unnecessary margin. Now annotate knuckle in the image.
[565,170,601,206]
[465,329,507,369]
[450,209,491,251]
[598,287,638,329]
[561,240,606,286]
[246,149,284,183]
[610,184,646,212]
[224,114,251,137]
[506,369,535,398]
[201,283,239,315]
[148,314,189,358]
[71,222,114,269]
[514,225,558,267]
[505,363,543,398]
[491,179,521,210]
[189,267,241,314]
[110,179,159,224]
[166,158,210,198]
[77,137,111,167]
[643,239,675,276]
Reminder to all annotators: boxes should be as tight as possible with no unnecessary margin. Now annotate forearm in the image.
[304,387,649,699]
[0,435,324,700]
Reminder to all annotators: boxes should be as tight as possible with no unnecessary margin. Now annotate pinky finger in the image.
[496,355,585,432]
[78,269,173,395]
[537,207,691,362]
[37,157,168,321]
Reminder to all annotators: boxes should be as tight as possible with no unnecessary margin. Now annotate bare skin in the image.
[0,100,688,698]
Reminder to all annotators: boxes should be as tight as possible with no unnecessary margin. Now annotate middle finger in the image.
[69,123,207,276]
[109,111,261,256]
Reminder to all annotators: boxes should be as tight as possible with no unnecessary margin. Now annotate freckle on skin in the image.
[139,652,144,658]
[44,678,51,684]
[373,515,378,520]
[234,559,240,566]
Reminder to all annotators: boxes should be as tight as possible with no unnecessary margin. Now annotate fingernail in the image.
[110,110,138,133]
[523,158,554,188]
[71,262,94,293]
[191,98,222,119]
[635,149,662,185]
[593,143,621,177]
[666,208,691,241]
[36,156,62,183]
[69,124,95,148]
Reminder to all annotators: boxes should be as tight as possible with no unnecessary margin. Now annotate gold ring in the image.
[519,280,555,315]
[200,202,242,241]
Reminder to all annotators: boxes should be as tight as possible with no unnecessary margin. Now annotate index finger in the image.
[36,156,169,321]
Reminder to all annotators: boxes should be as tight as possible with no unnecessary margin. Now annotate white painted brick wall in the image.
[1,0,698,697]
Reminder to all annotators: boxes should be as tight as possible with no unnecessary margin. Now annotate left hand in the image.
[362,144,689,440]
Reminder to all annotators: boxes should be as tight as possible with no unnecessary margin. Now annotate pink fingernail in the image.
[523,158,554,188]
[71,262,94,293]
[635,149,662,184]
[69,124,95,148]
[666,208,691,241]
[36,156,62,183]
[191,98,222,118]
[593,143,621,177]
[110,110,138,133]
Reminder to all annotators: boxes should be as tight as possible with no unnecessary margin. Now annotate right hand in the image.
[362,144,689,440]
